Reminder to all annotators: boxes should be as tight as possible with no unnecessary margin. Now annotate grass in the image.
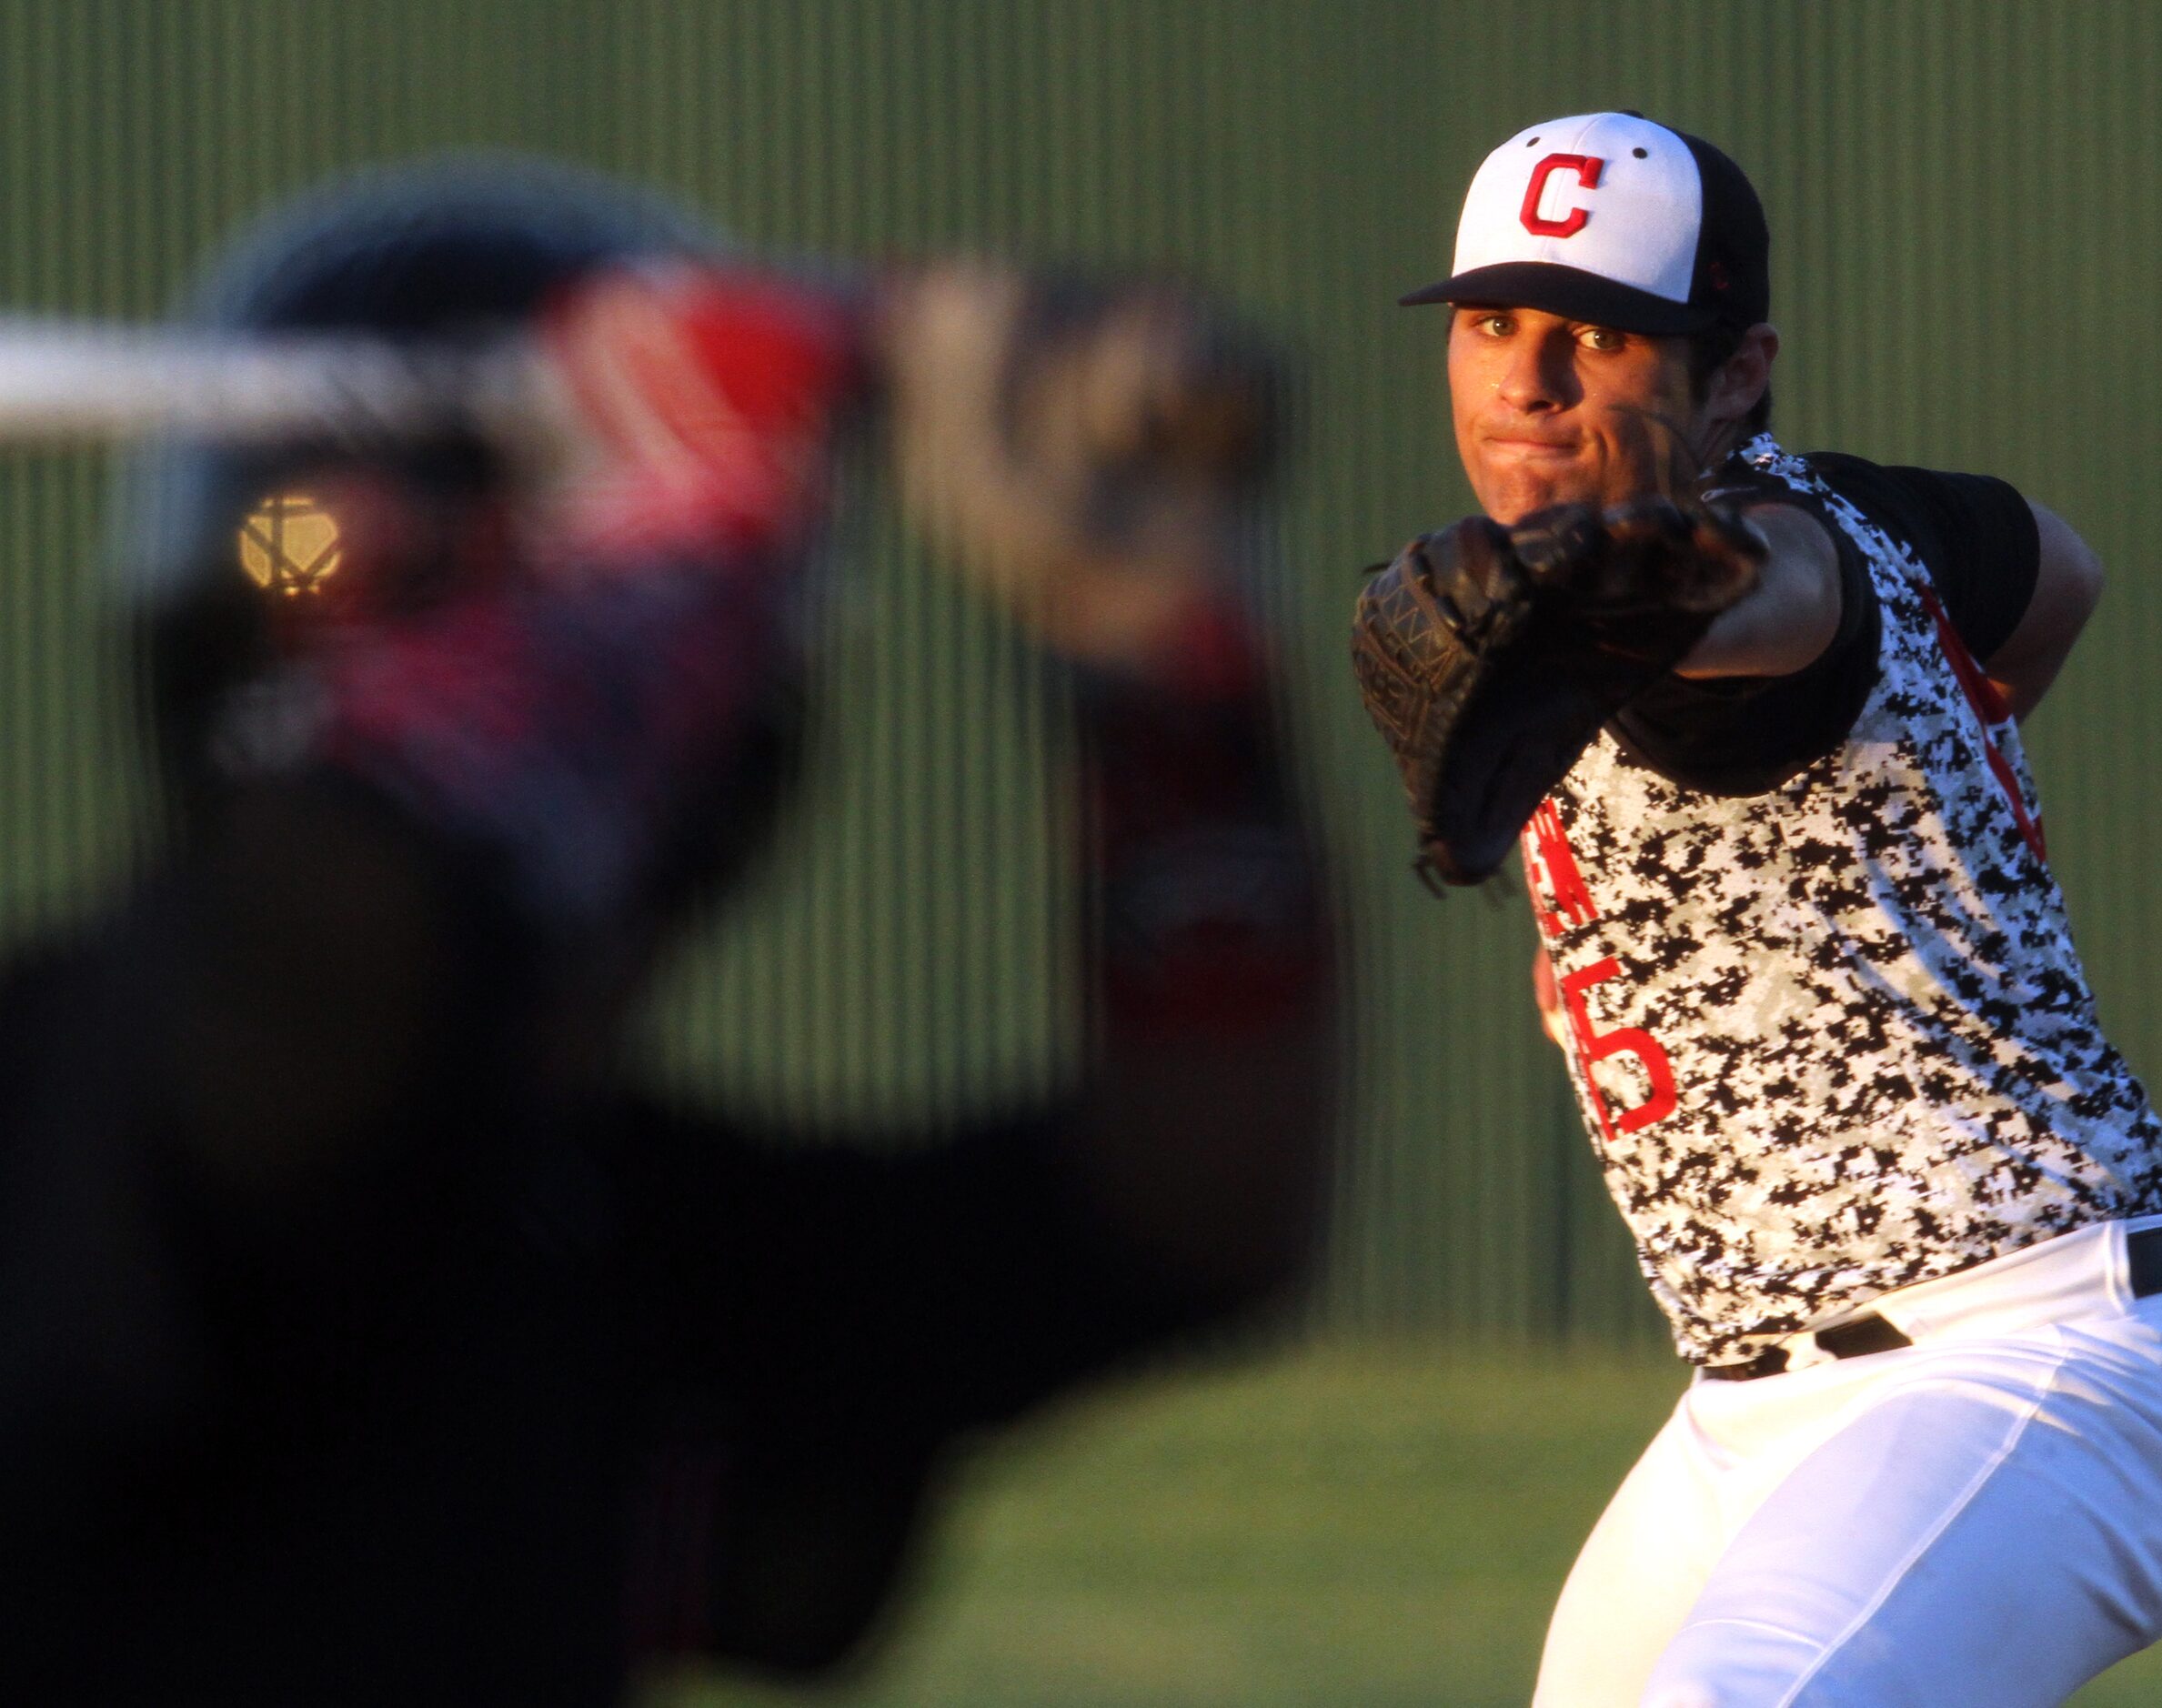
[649,1340,2162,1707]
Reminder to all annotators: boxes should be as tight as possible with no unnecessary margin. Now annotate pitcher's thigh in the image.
[1645,1340,2162,1708]
[1533,1408,1725,1708]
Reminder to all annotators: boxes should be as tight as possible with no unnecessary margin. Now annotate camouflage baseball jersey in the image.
[1524,433,2162,1367]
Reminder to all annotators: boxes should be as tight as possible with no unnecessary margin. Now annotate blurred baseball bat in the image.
[0,314,557,453]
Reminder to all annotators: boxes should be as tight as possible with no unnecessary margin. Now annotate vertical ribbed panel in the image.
[3,1,2159,1341]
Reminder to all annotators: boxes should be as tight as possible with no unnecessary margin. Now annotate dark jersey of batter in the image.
[0,877,1190,1703]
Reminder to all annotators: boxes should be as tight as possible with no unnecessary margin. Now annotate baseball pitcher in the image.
[1353,110,2162,1705]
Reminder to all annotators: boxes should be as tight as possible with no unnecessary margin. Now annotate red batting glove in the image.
[538,262,870,569]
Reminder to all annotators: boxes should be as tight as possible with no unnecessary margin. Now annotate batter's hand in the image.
[874,259,1279,675]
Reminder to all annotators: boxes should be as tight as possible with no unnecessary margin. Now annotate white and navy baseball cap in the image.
[1402,111,1769,335]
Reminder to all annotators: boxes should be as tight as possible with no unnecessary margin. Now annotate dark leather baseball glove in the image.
[1351,497,1765,888]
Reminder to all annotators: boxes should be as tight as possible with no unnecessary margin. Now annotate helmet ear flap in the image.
[131,156,729,825]
[240,467,515,639]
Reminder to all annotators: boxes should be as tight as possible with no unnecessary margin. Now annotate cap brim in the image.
[1398,262,1715,335]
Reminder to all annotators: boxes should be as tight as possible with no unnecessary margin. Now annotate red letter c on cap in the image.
[1520,154,1604,237]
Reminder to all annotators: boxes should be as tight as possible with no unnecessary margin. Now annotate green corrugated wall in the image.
[2,0,2158,1344]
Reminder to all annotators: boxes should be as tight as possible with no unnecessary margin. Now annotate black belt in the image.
[1703,1224,2162,1382]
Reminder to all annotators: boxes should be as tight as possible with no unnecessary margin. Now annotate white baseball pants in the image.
[1532,1215,2162,1707]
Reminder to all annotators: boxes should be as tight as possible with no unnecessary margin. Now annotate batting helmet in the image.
[125,153,742,826]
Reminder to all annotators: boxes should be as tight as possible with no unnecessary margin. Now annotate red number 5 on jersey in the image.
[1559,956,1677,1142]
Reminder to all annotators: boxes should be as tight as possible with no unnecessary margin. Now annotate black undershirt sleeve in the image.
[1610,476,1879,798]
[1608,455,2040,797]
[1807,455,2040,660]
